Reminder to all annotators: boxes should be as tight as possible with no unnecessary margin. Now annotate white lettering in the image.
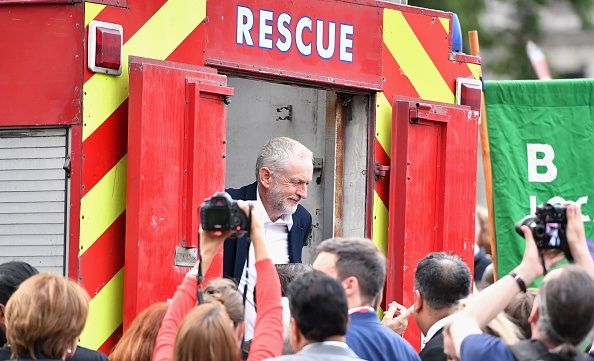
[576,196,591,222]
[237,6,254,46]
[529,195,591,222]
[296,17,312,56]
[276,13,292,52]
[259,10,273,49]
[527,144,557,183]
[235,7,355,62]
[339,24,354,62]
[530,195,537,215]
[316,20,335,59]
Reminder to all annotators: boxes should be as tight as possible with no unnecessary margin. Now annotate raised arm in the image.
[449,224,542,358]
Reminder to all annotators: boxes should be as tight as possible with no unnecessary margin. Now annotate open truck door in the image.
[387,100,479,346]
[124,56,233,327]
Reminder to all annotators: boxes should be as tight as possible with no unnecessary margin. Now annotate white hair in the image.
[255,137,313,181]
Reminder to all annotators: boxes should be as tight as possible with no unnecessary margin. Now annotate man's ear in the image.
[342,276,359,299]
[528,297,540,325]
[413,290,423,313]
[289,317,302,352]
[258,167,273,189]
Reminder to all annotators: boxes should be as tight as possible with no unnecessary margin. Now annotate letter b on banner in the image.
[527,144,557,183]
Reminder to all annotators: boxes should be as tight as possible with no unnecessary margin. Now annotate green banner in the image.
[485,79,594,280]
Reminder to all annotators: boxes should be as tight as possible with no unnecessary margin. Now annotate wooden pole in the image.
[468,30,498,279]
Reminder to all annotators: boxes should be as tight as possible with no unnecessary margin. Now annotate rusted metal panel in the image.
[0,3,83,126]
[125,56,231,326]
[387,99,478,347]
[205,0,383,90]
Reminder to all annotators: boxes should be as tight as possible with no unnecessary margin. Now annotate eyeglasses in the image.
[272,172,309,190]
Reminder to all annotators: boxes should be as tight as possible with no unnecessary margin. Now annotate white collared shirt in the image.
[420,314,456,349]
[348,306,376,315]
[238,189,293,340]
[301,340,350,352]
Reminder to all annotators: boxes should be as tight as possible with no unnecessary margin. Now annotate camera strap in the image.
[196,250,205,305]
[539,249,549,276]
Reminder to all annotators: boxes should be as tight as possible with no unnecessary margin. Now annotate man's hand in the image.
[382,301,413,336]
[236,201,268,261]
[199,227,231,258]
[565,203,594,280]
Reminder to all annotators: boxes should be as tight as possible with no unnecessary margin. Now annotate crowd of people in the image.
[0,137,593,361]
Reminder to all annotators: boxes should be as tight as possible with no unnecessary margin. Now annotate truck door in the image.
[124,56,233,326]
[387,100,478,346]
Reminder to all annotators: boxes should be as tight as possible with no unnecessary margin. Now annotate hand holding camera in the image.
[515,203,594,279]
[200,192,267,262]
[515,203,572,261]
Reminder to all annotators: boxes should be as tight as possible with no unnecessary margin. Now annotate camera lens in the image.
[533,225,546,238]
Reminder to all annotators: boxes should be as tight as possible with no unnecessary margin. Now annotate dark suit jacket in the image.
[223,182,312,283]
[474,248,492,282]
[419,328,446,361]
[0,346,108,361]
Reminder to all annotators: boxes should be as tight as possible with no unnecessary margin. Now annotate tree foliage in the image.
[407,0,593,79]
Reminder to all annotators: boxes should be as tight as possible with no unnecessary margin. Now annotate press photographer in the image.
[152,196,283,361]
[448,203,594,361]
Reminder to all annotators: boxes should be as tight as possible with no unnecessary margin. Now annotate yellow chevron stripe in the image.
[383,9,454,103]
[80,156,127,255]
[468,63,481,80]
[439,17,449,34]
[85,3,106,27]
[79,268,124,349]
[372,190,388,256]
[82,0,207,141]
[376,92,392,157]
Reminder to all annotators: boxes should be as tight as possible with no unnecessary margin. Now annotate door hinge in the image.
[374,162,390,180]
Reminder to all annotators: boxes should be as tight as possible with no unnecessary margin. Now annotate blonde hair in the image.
[109,302,168,361]
[5,273,89,359]
[173,303,238,361]
[458,297,523,344]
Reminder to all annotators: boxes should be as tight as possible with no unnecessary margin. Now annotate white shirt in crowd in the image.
[420,314,456,350]
[238,190,292,340]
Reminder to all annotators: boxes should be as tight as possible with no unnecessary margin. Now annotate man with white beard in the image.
[224,137,314,344]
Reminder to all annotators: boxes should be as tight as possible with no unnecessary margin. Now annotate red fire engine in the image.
[0,0,481,352]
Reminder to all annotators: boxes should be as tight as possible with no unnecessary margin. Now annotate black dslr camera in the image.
[200,192,249,235]
[515,203,572,261]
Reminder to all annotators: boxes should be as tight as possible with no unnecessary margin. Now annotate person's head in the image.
[505,288,538,339]
[174,303,237,361]
[475,207,491,254]
[413,252,471,334]
[203,278,244,340]
[313,237,386,308]
[287,271,348,352]
[255,137,313,219]
[5,273,89,360]
[0,261,39,346]
[530,266,594,356]
[109,302,168,361]
[275,263,313,297]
